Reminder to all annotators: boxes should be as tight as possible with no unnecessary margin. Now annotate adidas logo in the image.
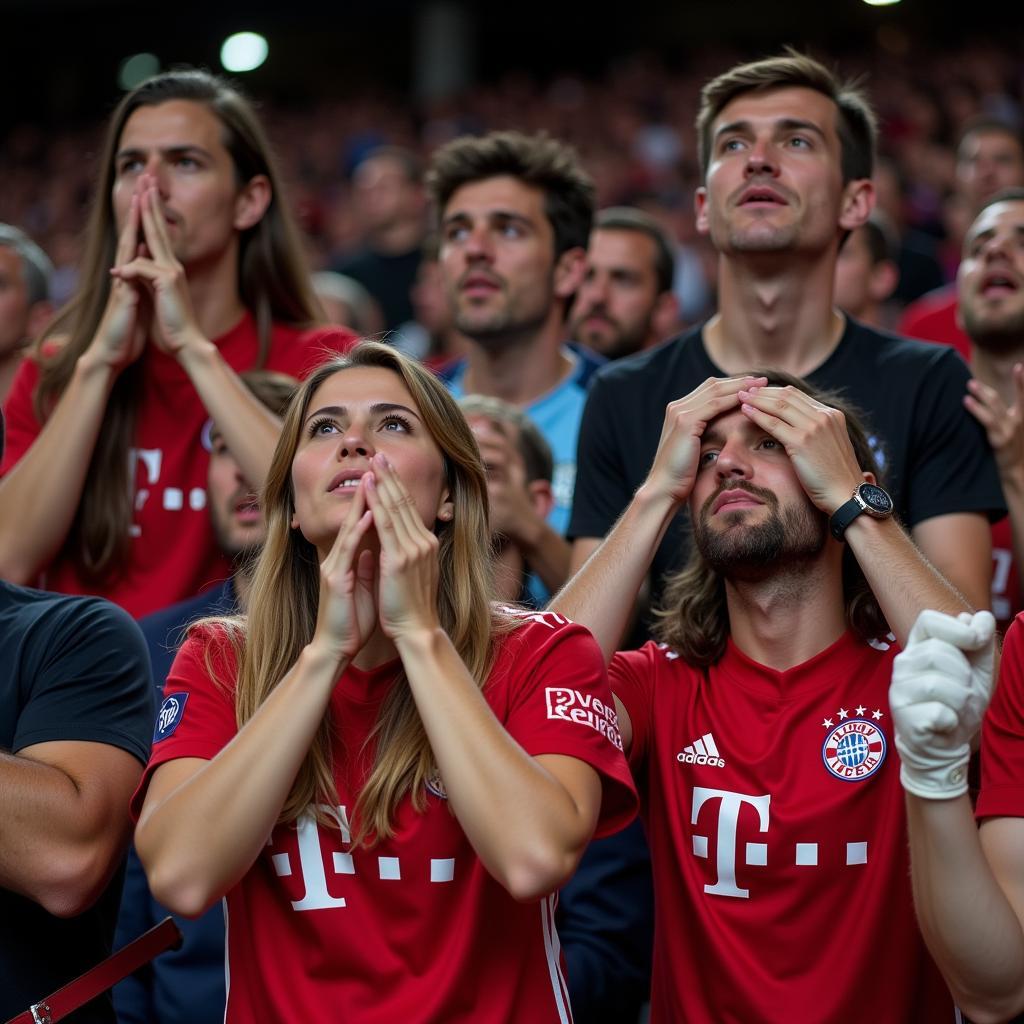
[677,732,725,768]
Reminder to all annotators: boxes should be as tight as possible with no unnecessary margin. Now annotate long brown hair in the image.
[36,69,323,581]
[652,371,889,665]
[209,341,510,845]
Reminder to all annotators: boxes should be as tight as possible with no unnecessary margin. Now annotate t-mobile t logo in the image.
[691,787,771,899]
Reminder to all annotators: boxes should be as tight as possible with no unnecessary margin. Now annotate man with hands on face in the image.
[0,70,354,618]
[552,374,970,1022]
[132,344,635,1022]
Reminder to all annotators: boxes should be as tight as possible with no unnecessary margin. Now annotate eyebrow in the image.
[714,117,827,143]
[967,223,1024,248]
[303,401,422,425]
[114,144,215,163]
[441,209,534,229]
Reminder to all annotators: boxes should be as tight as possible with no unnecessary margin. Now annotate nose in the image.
[714,436,753,481]
[464,223,494,262]
[337,422,375,460]
[745,137,779,177]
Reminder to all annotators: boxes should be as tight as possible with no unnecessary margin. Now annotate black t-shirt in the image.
[0,582,153,1022]
[570,318,1006,637]
[332,246,422,331]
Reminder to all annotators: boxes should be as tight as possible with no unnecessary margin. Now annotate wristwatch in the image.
[829,483,894,541]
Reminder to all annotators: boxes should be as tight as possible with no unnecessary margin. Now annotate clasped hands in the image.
[313,452,442,662]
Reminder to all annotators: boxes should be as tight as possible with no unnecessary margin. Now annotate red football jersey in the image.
[610,632,956,1024]
[897,288,973,361]
[134,610,637,1023]
[1,314,354,618]
[991,517,1022,634]
[978,615,1024,819]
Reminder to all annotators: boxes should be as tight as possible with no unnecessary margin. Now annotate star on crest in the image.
[855,705,866,716]
[822,718,834,729]
[838,708,849,720]
[872,709,884,720]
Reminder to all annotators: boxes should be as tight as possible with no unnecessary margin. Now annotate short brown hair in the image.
[426,131,595,258]
[595,207,676,294]
[696,50,877,185]
[457,394,554,484]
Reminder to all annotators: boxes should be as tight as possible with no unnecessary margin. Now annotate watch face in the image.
[858,483,893,515]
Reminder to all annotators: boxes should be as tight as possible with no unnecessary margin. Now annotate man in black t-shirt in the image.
[570,51,1003,632]
[0,409,153,1021]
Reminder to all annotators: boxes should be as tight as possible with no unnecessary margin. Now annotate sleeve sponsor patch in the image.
[154,691,189,743]
[545,686,623,750]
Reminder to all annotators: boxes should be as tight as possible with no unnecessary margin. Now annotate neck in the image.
[462,310,572,406]
[706,252,844,377]
[352,626,399,670]
[181,244,248,342]
[972,342,1024,405]
[724,552,847,671]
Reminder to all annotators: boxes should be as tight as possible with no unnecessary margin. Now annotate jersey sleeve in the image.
[494,612,637,838]
[0,356,43,475]
[608,643,661,773]
[129,625,240,819]
[977,615,1024,818]
[568,371,631,542]
[904,347,1005,525]
[13,596,154,765]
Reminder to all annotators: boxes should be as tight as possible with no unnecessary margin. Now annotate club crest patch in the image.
[822,718,887,782]
[154,692,189,743]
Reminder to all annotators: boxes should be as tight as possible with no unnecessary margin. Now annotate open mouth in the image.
[711,489,765,515]
[980,273,1019,298]
[233,494,261,523]
[738,186,788,207]
[327,470,368,494]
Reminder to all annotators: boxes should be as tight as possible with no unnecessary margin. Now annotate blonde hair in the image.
[206,341,510,844]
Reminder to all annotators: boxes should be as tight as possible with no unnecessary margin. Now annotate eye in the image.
[444,223,469,243]
[117,157,144,175]
[788,135,812,149]
[499,222,524,239]
[307,416,339,437]
[757,437,781,451]
[721,138,745,154]
[174,154,200,169]
[699,450,719,467]
[381,413,412,433]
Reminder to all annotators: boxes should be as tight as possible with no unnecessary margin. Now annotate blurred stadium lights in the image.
[220,31,269,73]
[118,52,160,90]
[862,0,901,5]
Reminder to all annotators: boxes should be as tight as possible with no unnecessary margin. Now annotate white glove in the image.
[889,609,996,799]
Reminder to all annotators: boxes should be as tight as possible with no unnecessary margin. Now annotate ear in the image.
[436,489,455,524]
[553,247,587,300]
[290,509,299,530]
[868,260,899,304]
[652,291,681,342]
[695,187,710,236]
[526,479,554,521]
[234,174,272,232]
[838,179,874,234]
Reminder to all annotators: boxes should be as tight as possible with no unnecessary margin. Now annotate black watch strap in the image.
[829,497,864,542]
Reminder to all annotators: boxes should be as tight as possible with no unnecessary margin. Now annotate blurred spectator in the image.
[899,119,1024,357]
[331,146,428,331]
[114,369,297,1024]
[0,69,354,619]
[429,130,598,603]
[568,207,679,359]
[833,214,900,330]
[0,224,53,402]
[311,270,385,337]
[458,393,560,605]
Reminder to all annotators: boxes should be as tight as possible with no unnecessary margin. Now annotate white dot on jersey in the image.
[692,835,709,859]
[271,853,292,877]
[745,843,767,867]
[846,842,868,865]
[430,858,455,883]
[795,843,818,866]
[189,487,206,511]
[163,488,184,511]
[377,857,401,880]
[333,852,354,875]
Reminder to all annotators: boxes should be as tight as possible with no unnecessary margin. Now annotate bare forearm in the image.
[0,355,115,581]
[551,486,675,662]
[844,516,969,648]
[136,645,343,915]
[906,797,1024,1022]
[396,628,598,900]
[178,340,283,489]
[0,751,132,914]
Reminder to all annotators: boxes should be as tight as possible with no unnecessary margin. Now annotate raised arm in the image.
[368,453,622,901]
[738,385,970,646]
[552,376,765,662]
[890,609,1024,1023]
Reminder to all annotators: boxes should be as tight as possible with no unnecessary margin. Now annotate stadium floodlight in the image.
[862,0,901,5]
[220,32,269,73]
[118,53,160,91]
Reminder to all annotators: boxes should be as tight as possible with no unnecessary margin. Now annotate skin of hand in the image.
[737,384,868,512]
[642,375,768,505]
[310,474,379,663]
[965,367,1024,484]
[363,452,442,642]
[109,174,206,358]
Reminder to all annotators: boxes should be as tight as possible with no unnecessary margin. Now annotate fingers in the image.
[115,194,142,266]
[139,179,176,262]
[892,640,973,709]
[323,475,372,567]
[110,257,160,283]
[369,454,428,548]
[907,608,992,651]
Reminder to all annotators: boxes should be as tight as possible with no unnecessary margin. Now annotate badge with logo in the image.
[821,706,886,782]
[154,692,189,743]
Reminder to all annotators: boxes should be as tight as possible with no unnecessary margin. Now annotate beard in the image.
[961,300,1024,356]
[570,308,650,360]
[693,482,827,582]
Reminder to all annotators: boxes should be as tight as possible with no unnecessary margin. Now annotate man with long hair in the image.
[0,70,354,618]
[553,371,971,1020]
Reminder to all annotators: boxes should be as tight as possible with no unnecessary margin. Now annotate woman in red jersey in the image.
[133,342,635,1023]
